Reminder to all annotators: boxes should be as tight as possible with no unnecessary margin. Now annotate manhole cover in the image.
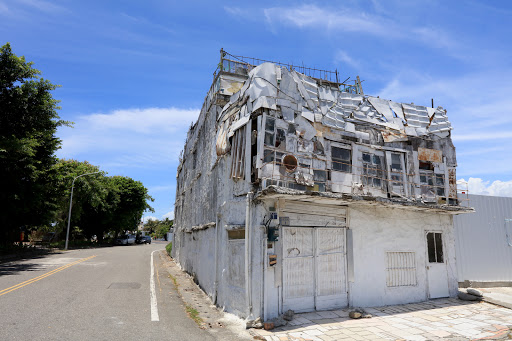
[108,282,141,289]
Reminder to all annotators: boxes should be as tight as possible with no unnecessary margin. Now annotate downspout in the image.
[245,192,253,318]
[213,210,220,304]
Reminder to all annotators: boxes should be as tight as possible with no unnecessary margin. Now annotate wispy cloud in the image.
[334,50,360,70]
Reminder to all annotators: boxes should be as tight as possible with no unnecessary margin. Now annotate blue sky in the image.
[2,0,512,221]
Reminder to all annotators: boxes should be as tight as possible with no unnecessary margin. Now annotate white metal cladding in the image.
[386,252,417,287]
[454,194,512,282]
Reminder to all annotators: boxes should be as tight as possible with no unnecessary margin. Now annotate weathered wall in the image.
[348,205,457,307]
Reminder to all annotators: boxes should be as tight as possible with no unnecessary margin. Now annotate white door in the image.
[315,228,348,310]
[282,227,315,312]
[283,227,347,312]
[426,231,449,298]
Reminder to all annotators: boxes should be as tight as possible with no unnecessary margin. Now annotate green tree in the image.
[0,42,69,243]
[108,176,154,237]
[53,160,154,243]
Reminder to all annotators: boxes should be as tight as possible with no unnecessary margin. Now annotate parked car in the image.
[136,235,151,244]
[114,234,136,245]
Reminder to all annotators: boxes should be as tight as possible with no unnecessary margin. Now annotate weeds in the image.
[185,305,203,326]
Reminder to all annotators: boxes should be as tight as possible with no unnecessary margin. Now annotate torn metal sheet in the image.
[294,115,317,140]
[301,108,315,122]
[295,171,314,187]
[228,116,250,137]
[281,106,295,123]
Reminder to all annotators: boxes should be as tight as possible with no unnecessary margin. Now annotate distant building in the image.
[172,50,472,320]
[454,194,512,286]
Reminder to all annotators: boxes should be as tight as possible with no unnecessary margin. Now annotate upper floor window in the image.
[331,146,351,173]
[419,161,445,197]
[362,152,384,188]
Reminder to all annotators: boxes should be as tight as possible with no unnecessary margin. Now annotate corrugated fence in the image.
[454,194,512,282]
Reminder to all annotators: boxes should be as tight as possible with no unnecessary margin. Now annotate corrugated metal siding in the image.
[454,194,512,282]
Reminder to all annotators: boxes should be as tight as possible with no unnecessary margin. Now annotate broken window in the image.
[419,161,445,197]
[426,232,444,263]
[230,126,246,180]
[361,152,384,189]
[331,146,351,173]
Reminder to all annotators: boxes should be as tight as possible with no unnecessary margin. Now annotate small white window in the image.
[386,252,417,287]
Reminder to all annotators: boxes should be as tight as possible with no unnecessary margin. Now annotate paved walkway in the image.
[250,299,512,340]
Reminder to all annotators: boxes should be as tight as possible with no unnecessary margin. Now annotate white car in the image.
[115,234,136,245]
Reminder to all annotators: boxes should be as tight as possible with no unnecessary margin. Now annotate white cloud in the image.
[143,215,158,223]
[262,4,456,51]
[458,178,512,197]
[57,107,199,169]
[263,5,399,39]
[162,211,174,220]
[334,50,360,69]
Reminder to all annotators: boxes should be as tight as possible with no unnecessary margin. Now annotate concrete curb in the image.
[158,251,252,341]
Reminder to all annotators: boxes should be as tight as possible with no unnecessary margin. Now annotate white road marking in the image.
[150,250,160,322]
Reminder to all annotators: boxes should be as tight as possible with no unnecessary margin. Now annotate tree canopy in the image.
[55,159,154,242]
[0,42,68,242]
[0,43,155,245]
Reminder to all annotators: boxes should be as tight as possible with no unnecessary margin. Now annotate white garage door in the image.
[282,226,348,312]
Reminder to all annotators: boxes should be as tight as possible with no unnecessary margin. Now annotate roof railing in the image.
[214,49,363,94]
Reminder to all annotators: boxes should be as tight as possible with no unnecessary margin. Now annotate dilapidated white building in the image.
[172,50,472,321]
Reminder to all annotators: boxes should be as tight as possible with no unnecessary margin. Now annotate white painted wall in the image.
[348,205,457,307]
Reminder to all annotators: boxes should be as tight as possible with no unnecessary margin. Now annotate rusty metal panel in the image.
[418,147,442,163]
[448,168,457,199]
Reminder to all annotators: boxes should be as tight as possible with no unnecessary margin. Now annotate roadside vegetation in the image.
[166,242,172,256]
[143,218,173,239]
[0,42,154,249]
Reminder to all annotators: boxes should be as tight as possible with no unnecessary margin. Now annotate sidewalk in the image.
[250,299,512,341]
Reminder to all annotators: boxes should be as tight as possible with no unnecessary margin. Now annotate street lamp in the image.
[65,171,101,250]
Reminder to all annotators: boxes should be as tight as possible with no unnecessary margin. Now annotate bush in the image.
[165,242,172,256]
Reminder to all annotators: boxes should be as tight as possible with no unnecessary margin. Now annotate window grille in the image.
[386,252,417,287]
[230,126,246,180]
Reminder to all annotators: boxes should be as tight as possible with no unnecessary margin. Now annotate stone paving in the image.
[250,299,512,340]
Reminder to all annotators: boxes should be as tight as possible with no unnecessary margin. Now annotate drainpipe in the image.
[245,192,253,318]
[213,211,220,304]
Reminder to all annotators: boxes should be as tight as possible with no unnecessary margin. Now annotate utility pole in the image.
[65,171,101,250]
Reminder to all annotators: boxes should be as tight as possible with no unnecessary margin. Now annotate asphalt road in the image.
[0,241,216,341]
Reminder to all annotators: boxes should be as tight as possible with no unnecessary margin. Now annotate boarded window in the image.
[427,232,444,263]
[386,252,417,287]
[227,229,245,240]
[230,126,246,180]
[331,146,351,173]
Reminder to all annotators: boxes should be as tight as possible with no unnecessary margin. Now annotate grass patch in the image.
[168,274,178,288]
[185,304,203,325]
[165,242,172,256]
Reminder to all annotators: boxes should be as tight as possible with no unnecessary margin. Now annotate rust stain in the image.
[448,168,457,199]
[418,147,442,163]
[382,129,407,142]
